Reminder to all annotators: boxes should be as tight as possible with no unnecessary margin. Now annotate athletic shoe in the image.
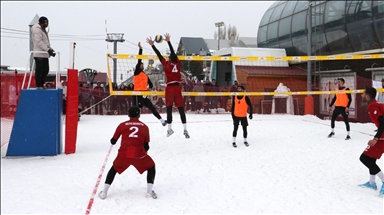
[379,183,384,196]
[183,130,190,139]
[345,135,351,140]
[358,181,377,190]
[161,120,167,126]
[146,190,157,199]
[328,132,335,138]
[98,191,107,200]
[232,142,237,148]
[167,129,174,137]
[244,142,249,147]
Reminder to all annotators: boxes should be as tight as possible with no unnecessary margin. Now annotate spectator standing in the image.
[203,79,213,113]
[210,79,220,113]
[376,78,384,103]
[126,83,134,109]
[193,81,205,113]
[230,80,239,93]
[93,81,105,115]
[81,83,92,114]
[31,16,56,89]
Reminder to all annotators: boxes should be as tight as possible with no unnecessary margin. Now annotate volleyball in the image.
[154,34,164,43]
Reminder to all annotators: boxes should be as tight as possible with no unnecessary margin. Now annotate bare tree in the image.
[228,25,239,40]
[220,25,226,40]
[215,24,239,40]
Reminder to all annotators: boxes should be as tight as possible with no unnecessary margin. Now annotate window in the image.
[269,1,280,9]
[292,35,308,56]
[373,16,384,47]
[270,2,286,22]
[257,25,268,45]
[294,1,309,13]
[346,0,372,22]
[279,39,294,56]
[260,8,274,26]
[281,1,297,18]
[325,25,353,54]
[324,1,346,28]
[312,31,330,56]
[291,11,307,37]
[278,16,292,40]
[312,2,325,27]
[347,19,379,52]
[267,21,279,41]
[373,0,384,15]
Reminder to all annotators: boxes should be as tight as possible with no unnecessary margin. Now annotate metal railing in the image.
[21,51,60,90]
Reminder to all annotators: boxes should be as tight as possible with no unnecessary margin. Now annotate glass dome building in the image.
[257,0,384,56]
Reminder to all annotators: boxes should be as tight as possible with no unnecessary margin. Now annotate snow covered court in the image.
[1,112,383,214]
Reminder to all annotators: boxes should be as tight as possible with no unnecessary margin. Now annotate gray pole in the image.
[113,42,117,83]
[105,33,125,84]
[218,27,220,50]
[307,1,312,92]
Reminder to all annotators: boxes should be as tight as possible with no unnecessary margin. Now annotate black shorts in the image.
[134,96,153,108]
[233,116,248,126]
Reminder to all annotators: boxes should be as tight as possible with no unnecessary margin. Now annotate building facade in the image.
[256,0,384,122]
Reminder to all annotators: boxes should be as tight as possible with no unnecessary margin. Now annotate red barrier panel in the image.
[65,69,79,154]
[304,96,314,115]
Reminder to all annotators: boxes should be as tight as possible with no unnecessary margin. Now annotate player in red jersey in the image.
[358,86,384,196]
[98,106,157,199]
[146,33,189,139]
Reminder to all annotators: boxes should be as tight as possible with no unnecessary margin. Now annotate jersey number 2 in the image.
[129,126,139,138]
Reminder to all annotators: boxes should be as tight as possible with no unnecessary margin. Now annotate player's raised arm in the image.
[134,42,143,76]
[146,36,164,62]
[164,33,177,59]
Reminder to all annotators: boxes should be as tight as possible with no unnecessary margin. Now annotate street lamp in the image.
[215,21,225,50]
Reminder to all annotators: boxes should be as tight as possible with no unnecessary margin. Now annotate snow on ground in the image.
[1,111,383,214]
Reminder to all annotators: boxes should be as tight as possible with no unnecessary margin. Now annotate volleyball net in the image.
[105,53,384,116]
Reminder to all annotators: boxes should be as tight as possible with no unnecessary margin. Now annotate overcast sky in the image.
[1,1,275,72]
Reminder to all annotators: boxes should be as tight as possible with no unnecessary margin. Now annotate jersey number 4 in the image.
[172,65,178,73]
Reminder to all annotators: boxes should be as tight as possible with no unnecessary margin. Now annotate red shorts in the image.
[113,152,155,174]
[165,85,184,107]
[363,140,384,159]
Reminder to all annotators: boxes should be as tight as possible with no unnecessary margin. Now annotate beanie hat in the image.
[128,106,140,118]
[337,78,345,84]
[39,16,49,24]
[238,85,245,90]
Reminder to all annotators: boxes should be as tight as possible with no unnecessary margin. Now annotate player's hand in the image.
[164,33,170,42]
[329,107,332,112]
[146,37,154,46]
[138,42,142,49]
[249,114,253,120]
[368,139,378,146]
[345,107,349,112]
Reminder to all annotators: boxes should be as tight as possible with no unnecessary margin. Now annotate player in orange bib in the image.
[231,85,253,148]
[328,78,352,140]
